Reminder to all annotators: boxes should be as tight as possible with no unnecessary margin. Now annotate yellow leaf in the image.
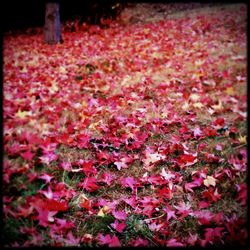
[193,102,204,109]
[20,66,28,73]
[238,135,247,144]
[225,87,235,96]
[211,100,223,110]
[50,81,59,93]
[189,94,200,102]
[15,109,31,119]
[203,176,216,187]
[97,206,110,217]
[195,59,204,66]
[182,102,190,111]
[59,66,67,74]
[81,100,88,108]
[144,152,164,166]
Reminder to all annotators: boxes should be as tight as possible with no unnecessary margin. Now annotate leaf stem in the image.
[143,213,165,222]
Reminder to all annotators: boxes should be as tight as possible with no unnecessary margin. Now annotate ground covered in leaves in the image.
[3,3,247,247]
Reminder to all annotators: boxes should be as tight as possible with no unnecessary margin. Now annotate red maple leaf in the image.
[213,117,225,126]
[193,210,214,225]
[81,160,97,176]
[179,154,196,163]
[176,153,198,168]
[79,198,92,211]
[173,201,192,220]
[35,207,58,227]
[235,183,247,206]
[78,177,99,192]
[146,175,167,185]
[110,220,127,233]
[54,218,75,230]
[98,172,114,186]
[157,186,173,199]
[98,234,121,247]
[202,227,224,246]
[212,212,224,225]
[202,188,221,202]
[17,205,34,218]
[44,199,69,212]
[20,150,34,161]
[204,127,217,137]
[76,133,90,149]
[129,237,148,247]
[123,195,137,208]
[141,204,155,217]
[198,201,210,209]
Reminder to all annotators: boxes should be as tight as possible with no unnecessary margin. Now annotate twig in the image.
[62,170,73,189]
[144,235,159,247]
[233,143,247,150]
[143,213,165,222]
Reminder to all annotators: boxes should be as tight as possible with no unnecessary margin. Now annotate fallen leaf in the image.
[203,176,216,187]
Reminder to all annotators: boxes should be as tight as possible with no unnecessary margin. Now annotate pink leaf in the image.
[98,172,114,186]
[55,218,75,230]
[160,168,176,180]
[147,222,164,232]
[112,210,127,220]
[35,207,57,227]
[184,182,198,193]
[120,177,137,191]
[65,231,81,246]
[193,210,214,225]
[60,161,72,171]
[187,233,198,246]
[114,161,128,170]
[163,206,177,221]
[173,201,192,220]
[38,173,54,184]
[39,186,54,199]
[192,126,202,138]
[98,234,112,245]
[39,151,58,165]
[166,238,185,247]
[123,196,137,208]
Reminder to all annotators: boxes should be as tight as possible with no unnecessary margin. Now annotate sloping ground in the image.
[3,3,247,247]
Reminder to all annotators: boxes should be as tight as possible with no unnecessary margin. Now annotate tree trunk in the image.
[44,2,61,44]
